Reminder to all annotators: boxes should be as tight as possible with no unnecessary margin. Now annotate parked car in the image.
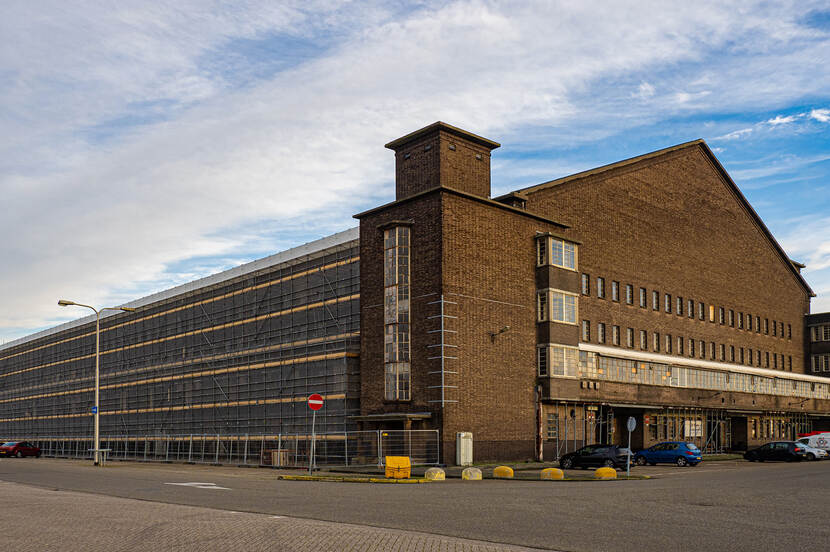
[794,440,828,460]
[634,441,702,467]
[744,441,806,462]
[0,441,41,458]
[559,444,633,469]
[796,432,830,453]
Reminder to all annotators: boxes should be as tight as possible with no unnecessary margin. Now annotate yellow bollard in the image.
[541,467,564,480]
[594,467,617,480]
[461,467,482,480]
[425,467,445,481]
[493,466,514,479]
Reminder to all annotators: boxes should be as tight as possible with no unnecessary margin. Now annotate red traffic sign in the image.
[308,394,324,411]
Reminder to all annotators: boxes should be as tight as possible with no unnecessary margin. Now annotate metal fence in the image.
[24,429,440,468]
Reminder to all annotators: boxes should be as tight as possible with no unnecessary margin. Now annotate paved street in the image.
[1,458,829,551]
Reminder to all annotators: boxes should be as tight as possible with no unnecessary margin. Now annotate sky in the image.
[2,1,830,345]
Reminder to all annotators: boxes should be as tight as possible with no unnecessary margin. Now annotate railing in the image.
[23,430,440,468]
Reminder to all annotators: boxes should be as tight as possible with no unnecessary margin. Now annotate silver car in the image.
[796,439,828,460]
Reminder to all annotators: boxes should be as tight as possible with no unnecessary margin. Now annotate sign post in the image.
[626,416,636,477]
[308,394,323,474]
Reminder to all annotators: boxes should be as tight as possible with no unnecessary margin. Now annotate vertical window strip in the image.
[383,226,411,401]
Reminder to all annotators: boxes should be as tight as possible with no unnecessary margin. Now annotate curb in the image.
[278,475,431,484]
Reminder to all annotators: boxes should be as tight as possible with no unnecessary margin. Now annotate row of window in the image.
[579,320,793,371]
[580,274,793,340]
[536,347,829,400]
[383,226,411,401]
[812,354,830,373]
[811,325,830,342]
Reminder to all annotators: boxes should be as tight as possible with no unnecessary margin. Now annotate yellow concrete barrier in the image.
[461,467,482,480]
[385,456,411,479]
[594,467,617,480]
[540,468,564,480]
[424,467,445,481]
[493,466,514,479]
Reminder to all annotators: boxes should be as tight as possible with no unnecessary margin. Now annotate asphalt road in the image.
[1,458,829,551]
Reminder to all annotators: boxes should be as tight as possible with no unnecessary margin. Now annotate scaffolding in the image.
[0,229,361,446]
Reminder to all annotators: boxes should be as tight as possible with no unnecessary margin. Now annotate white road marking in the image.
[271,516,285,519]
[164,482,230,490]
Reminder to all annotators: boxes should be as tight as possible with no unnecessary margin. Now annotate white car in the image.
[795,439,828,460]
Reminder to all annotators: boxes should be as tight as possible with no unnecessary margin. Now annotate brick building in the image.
[1,121,828,465]
[355,122,829,462]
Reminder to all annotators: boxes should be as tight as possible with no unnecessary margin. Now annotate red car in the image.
[0,441,41,458]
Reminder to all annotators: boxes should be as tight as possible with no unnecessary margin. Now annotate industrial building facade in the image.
[1,122,828,464]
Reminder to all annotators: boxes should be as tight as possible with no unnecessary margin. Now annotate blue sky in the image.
[1,1,830,344]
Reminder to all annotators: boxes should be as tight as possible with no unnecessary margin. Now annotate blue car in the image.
[634,441,702,466]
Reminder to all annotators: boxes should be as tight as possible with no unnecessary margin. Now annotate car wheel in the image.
[675,456,688,467]
[602,459,615,468]
[560,457,573,469]
[806,453,815,461]
[635,456,647,466]
[15,451,23,458]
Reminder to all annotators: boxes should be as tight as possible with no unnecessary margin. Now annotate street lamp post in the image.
[58,300,135,466]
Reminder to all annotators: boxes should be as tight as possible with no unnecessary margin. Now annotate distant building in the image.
[1,122,828,464]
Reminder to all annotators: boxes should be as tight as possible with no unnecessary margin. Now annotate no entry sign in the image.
[308,393,324,411]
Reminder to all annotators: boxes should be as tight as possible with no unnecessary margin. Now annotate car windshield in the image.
[1,442,17,447]
[685,443,699,450]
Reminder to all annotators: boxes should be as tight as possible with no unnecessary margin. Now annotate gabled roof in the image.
[500,139,815,298]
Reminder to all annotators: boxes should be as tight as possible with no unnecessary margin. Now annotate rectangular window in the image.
[677,336,684,356]
[755,315,760,333]
[676,296,683,316]
[537,292,548,322]
[719,307,725,325]
[536,238,547,266]
[598,323,606,344]
[779,321,784,337]
[626,327,634,348]
[699,340,705,359]
[699,301,705,320]
[787,324,791,340]
[730,346,735,362]
[537,346,548,376]
[653,332,660,352]
[551,291,577,324]
[666,334,673,354]
[765,351,770,367]
[739,347,745,364]
[756,349,761,367]
[582,320,590,342]
[773,320,777,337]
[709,342,716,360]
[581,273,590,295]
[738,312,743,329]
[550,238,577,270]
[640,288,647,308]
[728,309,734,327]
[688,338,694,357]
[612,281,620,302]
[550,345,579,376]
[773,353,777,369]
[688,299,694,318]
[719,344,726,361]
[612,325,620,346]
[748,349,753,365]
[665,294,672,313]
[626,284,633,305]
[764,318,769,334]
[788,356,792,370]
[597,277,605,299]
[746,313,752,331]
[709,305,715,322]
[383,226,411,401]
[653,290,659,310]
[640,330,647,350]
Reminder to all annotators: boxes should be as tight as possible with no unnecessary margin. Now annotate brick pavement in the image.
[0,481,552,552]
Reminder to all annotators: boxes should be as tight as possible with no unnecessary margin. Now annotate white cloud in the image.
[767,114,799,125]
[3,1,830,339]
[811,108,830,122]
[718,128,754,140]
